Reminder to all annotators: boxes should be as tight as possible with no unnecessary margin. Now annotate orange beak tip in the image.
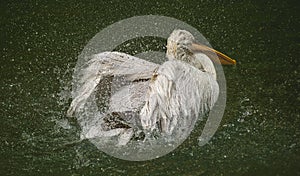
[232,59,237,65]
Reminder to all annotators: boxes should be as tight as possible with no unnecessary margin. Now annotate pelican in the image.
[67,29,236,146]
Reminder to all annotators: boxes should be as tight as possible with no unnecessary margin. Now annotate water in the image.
[0,0,299,175]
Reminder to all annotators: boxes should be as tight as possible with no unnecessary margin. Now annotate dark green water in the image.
[1,0,299,175]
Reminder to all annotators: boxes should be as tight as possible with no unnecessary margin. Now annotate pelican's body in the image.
[67,30,235,146]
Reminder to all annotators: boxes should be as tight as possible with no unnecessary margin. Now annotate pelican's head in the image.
[166,29,236,65]
[166,29,195,61]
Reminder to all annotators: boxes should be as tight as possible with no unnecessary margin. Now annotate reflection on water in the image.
[0,0,299,175]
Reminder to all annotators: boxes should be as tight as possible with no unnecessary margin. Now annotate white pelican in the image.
[67,29,236,146]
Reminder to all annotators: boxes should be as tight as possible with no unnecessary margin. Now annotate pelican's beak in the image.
[190,43,236,65]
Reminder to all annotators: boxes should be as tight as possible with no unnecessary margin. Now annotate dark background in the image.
[0,0,299,175]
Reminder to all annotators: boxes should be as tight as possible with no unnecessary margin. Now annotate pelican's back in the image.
[140,59,219,135]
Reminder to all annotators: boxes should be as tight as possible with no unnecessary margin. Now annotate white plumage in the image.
[140,56,219,135]
[67,29,235,146]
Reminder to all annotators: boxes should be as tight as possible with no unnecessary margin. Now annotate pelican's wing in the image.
[140,58,219,134]
[67,51,159,116]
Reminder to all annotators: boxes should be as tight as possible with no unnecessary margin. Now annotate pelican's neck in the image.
[167,49,217,80]
[190,53,217,80]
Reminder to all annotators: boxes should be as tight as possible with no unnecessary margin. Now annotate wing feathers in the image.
[67,52,158,117]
